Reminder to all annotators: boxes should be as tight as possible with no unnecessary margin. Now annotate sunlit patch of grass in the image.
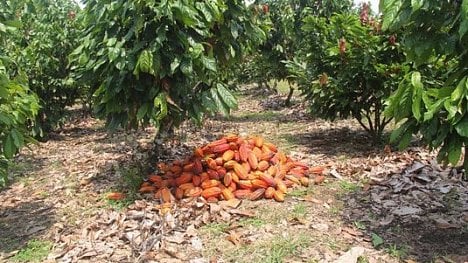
[238,217,267,227]
[200,222,230,237]
[291,203,308,218]
[288,187,313,197]
[339,180,360,193]
[224,232,311,263]
[233,111,282,122]
[12,239,52,262]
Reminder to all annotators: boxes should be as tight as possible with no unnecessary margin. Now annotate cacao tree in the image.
[288,8,406,140]
[381,0,468,172]
[0,2,40,186]
[6,0,83,136]
[71,0,266,134]
[242,0,353,105]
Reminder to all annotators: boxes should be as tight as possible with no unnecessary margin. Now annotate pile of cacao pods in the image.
[138,134,324,203]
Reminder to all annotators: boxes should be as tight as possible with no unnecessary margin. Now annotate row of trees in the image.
[244,0,467,172]
[0,0,466,185]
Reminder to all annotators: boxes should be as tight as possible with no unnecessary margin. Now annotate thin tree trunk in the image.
[285,85,294,106]
[463,145,468,180]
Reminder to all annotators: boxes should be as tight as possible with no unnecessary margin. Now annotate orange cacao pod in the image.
[212,143,230,153]
[201,187,222,199]
[186,187,202,197]
[265,187,275,199]
[192,175,201,186]
[300,177,309,186]
[273,190,285,202]
[175,187,184,199]
[251,179,268,189]
[238,180,253,189]
[107,192,125,200]
[257,160,269,171]
[175,172,193,186]
[223,173,233,186]
[222,150,235,162]
[201,179,220,189]
[259,173,276,187]
[233,189,252,199]
[139,185,156,193]
[249,188,265,200]
[247,152,258,170]
[233,163,248,179]
[221,188,235,200]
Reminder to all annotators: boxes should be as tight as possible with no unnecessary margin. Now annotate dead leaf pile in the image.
[344,159,467,228]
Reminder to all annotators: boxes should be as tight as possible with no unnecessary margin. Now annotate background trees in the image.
[0,2,40,185]
[287,4,405,140]
[382,0,467,171]
[6,0,83,136]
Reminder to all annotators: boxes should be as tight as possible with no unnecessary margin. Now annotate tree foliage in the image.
[382,0,468,171]
[0,2,40,186]
[6,0,82,136]
[71,0,266,132]
[241,0,353,105]
[289,7,405,140]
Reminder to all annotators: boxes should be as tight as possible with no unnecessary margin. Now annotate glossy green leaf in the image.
[455,116,468,137]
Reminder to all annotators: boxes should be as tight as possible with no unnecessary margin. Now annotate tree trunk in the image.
[285,85,294,106]
[463,145,468,180]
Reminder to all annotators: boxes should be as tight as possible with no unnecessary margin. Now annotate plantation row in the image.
[0,0,466,185]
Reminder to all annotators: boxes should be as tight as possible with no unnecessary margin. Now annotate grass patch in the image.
[288,187,313,197]
[339,180,360,193]
[385,244,409,260]
[12,239,52,262]
[233,111,282,122]
[200,222,230,236]
[238,217,267,227]
[291,203,308,218]
[225,232,311,263]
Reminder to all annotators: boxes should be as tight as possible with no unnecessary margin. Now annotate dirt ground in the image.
[0,86,466,263]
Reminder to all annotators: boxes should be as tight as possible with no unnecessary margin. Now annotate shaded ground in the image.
[0,85,466,262]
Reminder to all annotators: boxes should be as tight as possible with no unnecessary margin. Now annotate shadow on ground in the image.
[0,200,55,254]
[279,128,385,158]
[337,165,468,262]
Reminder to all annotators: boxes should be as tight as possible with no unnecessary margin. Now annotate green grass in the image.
[238,217,267,227]
[233,111,282,122]
[291,203,308,218]
[225,232,311,263]
[200,222,230,236]
[385,244,408,260]
[339,180,360,193]
[288,188,312,197]
[12,239,52,262]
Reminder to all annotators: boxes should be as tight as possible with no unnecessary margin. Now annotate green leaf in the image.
[411,76,423,121]
[216,83,237,109]
[410,0,423,12]
[201,56,216,72]
[455,116,468,137]
[371,233,384,248]
[154,93,168,121]
[459,0,468,39]
[451,77,466,102]
[210,88,229,116]
[447,137,462,165]
[134,50,154,76]
[3,134,16,159]
[10,129,24,149]
[136,103,149,120]
[381,0,404,30]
